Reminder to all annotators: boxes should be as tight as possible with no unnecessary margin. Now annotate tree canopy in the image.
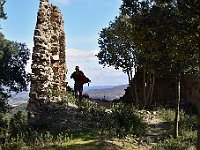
[0,0,30,113]
[0,0,6,20]
[97,15,137,83]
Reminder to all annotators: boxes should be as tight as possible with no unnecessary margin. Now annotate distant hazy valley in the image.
[84,85,128,101]
[9,85,128,106]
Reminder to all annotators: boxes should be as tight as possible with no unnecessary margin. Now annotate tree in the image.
[0,1,30,144]
[0,33,30,112]
[177,0,200,148]
[97,15,137,84]
[0,0,7,28]
[121,0,198,137]
[98,0,199,146]
[120,0,160,108]
[0,0,30,114]
[97,14,141,105]
[0,0,6,18]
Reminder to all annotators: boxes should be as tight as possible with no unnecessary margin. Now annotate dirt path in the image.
[144,111,170,146]
[94,100,170,148]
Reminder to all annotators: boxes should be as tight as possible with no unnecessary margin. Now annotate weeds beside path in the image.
[89,100,172,149]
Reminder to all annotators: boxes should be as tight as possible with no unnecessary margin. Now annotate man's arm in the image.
[70,72,74,79]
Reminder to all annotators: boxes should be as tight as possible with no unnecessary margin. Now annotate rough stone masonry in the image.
[28,0,67,117]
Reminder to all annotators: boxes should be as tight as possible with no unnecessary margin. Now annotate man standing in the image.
[70,66,84,100]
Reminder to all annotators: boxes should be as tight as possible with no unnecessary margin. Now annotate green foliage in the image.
[111,103,147,137]
[97,15,136,82]
[157,108,175,122]
[76,99,107,125]
[179,113,197,131]
[0,0,30,118]
[0,114,8,130]
[5,139,27,150]
[157,108,198,131]
[0,32,30,117]
[154,108,197,149]
[152,135,196,150]
[122,0,197,76]
[2,99,197,149]
[0,0,7,21]
[8,104,27,118]
[0,86,10,113]
[0,113,9,144]
[78,99,147,138]
[67,92,76,105]
[156,134,197,149]
[9,111,27,138]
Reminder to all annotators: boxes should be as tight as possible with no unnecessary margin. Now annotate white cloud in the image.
[66,48,128,87]
[56,0,70,5]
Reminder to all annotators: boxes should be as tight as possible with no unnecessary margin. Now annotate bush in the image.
[111,103,147,137]
[153,108,197,149]
[152,134,196,150]
[157,108,175,122]
[179,112,197,131]
[5,139,27,150]
[0,114,9,144]
[9,111,27,139]
[78,100,147,138]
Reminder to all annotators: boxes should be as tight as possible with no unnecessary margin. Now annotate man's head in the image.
[75,66,79,71]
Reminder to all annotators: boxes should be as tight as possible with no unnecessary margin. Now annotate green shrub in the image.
[0,114,9,144]
[179,112,197,131]
[78,100,147,138]
[67,92,77,105]
[9,111,27,139]
[157,108,175,122]
[5,139,27,150]
[153,108,197,150]
[152,134,196,150]
[157,108,197,130]
[111,103,147,137]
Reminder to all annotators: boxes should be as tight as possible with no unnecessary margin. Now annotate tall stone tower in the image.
[28,0,67,117]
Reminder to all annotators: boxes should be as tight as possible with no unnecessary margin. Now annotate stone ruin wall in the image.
[181,74,200,108]
[122,70,200,110]
[28,0,67,114]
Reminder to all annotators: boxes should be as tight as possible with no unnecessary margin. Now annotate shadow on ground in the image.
[41,140,122,150]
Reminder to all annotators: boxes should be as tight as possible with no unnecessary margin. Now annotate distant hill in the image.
[83,85,114,91]
[84,85,128,101]
[8,85,128,105]
[9,91,29,106]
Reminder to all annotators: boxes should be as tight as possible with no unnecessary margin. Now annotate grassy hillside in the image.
[3,93,197,150]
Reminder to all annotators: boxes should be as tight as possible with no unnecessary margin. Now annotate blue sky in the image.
[1,0,128,87]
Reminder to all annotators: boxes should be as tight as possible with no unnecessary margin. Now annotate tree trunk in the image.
[129,80,138,106]
[174,75,181,139]
[146,73,151,107]
[132,75,139,107]
[197,109,200,149]
[127,70,131,84]
[127,68,139,106]
[197,50,200,150]
[147,74,155,108]
[143,67,147,108]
